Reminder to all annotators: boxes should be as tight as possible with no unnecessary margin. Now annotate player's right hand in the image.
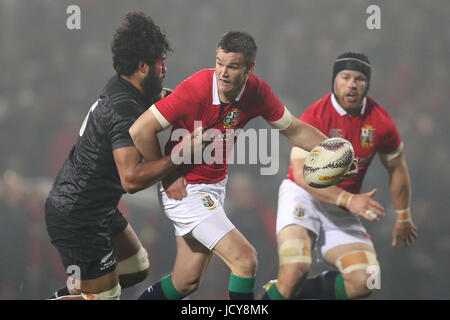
[163,175,188,200]
[347,188,385,221]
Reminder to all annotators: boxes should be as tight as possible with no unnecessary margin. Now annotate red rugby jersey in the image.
[287,92,402,194]
[155,69,285,184]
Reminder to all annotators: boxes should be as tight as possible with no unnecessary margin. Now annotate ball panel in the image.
[303,138,354,188]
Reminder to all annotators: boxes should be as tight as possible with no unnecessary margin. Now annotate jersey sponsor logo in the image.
[201,194,216,210]
[361,125,375,148]
[223,108,241,129]
[293,205,305,219]
[329,128,343,138]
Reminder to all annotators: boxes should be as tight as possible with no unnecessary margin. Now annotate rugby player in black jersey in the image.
[46,12,201,300]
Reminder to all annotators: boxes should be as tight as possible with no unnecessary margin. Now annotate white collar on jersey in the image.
[331,93,367,116]
[212,71,246,105]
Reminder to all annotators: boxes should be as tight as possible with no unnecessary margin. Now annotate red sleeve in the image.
[154,77,199,124]
[299,107,324,133]
[378,115,402,154]
[259,80,285,122]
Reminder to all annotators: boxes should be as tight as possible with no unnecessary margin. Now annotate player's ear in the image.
[246,62,255,75]
[137,61,150,75]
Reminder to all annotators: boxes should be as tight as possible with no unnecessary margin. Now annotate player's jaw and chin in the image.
[215,48,253,102]
[334,71,367,111]
[141,58,167,99]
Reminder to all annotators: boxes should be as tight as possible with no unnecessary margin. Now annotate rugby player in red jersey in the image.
[262,52,418,300]
[130,31,333,299]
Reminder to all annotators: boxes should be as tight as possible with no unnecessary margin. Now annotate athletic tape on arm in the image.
[269,106,294,131]
[149,104,171,129]
[335,250,379,274]
[279,238,312,266]
[379,141,404,162]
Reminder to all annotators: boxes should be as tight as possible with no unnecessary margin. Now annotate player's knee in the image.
[281,263,311,285]
[278,263,310,298]
[117,247,150,287]
[278,238,312,282]
[335,250,379,299]
[345,270,374,298]
[232,246,258,277]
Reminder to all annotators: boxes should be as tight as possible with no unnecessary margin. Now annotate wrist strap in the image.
[395,208,412,223]
[336,191,353,209]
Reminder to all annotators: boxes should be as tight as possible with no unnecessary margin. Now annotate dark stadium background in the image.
[0,0,448,300]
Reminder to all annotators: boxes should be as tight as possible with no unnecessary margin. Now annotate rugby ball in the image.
[303,138,354,188]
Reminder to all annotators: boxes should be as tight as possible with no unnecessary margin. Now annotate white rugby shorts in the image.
[158,176,235,250]
[276,179,373,257]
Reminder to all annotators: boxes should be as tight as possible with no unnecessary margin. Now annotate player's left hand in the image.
[392,220,418,247]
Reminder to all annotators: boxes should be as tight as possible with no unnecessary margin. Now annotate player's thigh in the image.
[323,242,378,282]
[275,179,321,237]
[112,222,150,287]
[323,242,379,296]
[112,223,143,261]
[212,228,257,276]
[278,224,316,244]
[172,235,213,286]
[323,242,376,265]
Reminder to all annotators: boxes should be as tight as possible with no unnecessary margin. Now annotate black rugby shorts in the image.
[45,199,128,280]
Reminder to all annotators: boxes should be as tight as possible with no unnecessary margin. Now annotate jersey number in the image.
[79,100,99,136]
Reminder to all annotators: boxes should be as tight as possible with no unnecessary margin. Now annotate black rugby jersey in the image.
[47,75,154,222]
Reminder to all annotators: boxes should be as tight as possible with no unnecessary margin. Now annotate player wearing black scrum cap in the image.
[262,52,417,300]
[45,12,201,300]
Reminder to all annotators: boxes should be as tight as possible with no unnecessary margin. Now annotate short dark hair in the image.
[217,31,257,66]
[111,12,172,76]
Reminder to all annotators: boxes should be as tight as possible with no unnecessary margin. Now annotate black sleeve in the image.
[109,103,142,151]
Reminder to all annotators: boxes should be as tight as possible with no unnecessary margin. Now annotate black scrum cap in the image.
[332,52,371,95]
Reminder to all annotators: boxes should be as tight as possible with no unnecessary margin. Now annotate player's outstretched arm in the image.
[380,150,418,246]
[279,117,327,152]
[290,147,385,221]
